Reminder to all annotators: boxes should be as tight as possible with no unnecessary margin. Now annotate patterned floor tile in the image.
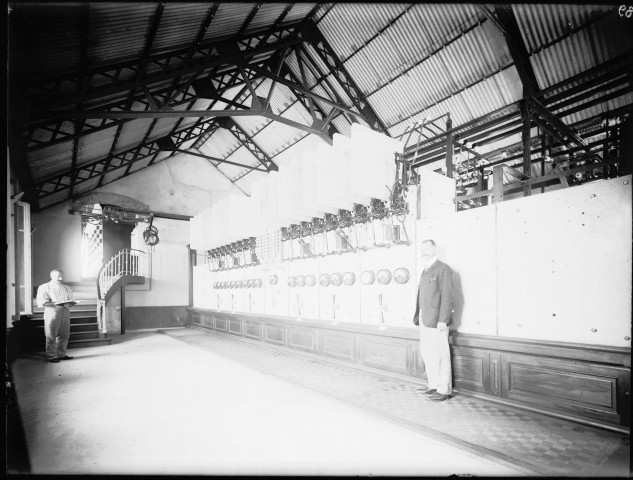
[163,328,630,477]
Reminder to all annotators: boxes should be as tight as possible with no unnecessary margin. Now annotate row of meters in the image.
[212,267,411,290]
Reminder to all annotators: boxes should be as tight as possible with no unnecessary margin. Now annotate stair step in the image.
[26,323,99,334]
[68,338,112,348]
[25,330,102,341]
[26,317,98,326]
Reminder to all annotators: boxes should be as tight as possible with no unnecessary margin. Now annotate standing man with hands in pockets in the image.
[413,239,455,402]
[36,269,76,363]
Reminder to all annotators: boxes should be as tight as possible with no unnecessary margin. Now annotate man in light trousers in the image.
[36,269,76,363]
[413,239,454,402]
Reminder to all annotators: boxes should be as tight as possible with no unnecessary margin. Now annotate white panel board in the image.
[318,253,361,324]
[287,258,321,320]
[416,206,498,335]
[418,169,456,220]
[350,123,403,202]
[496,175,632,347]
[264,264,289,317]
[192,265,206,308]
[333,133,371,205]
[359,245,417,328]
[316,143,349,210]
[303,151,338,214]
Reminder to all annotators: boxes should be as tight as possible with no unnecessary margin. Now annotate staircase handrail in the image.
[97,248,148,300]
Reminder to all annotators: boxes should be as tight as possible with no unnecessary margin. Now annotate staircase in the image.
[23,283,111,351]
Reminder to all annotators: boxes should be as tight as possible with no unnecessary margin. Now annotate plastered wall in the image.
[125,217,189,307]
[31,202,83,286]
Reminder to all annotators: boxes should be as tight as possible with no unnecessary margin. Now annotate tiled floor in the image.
[165,327,631,477]
[10,327,630,476]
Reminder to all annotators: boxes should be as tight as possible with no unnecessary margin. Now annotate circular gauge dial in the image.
[254,278,262,288]
[288,276,296,287]
[331,272,342,286]
[269,274,278,285]
[319,273,331,287]
[361,271,375,285]
[296,275,305,287]
[377,269,392,285]
[342,272,356,285]
[305,274,316,287]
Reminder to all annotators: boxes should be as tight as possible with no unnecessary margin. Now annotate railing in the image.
[97,248,148,301]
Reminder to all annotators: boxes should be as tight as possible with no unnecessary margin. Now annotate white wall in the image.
[95,153,243,217]
[7,156,16,327]
[419,172,632,348]
[125,217,190,307]
[31,202,83,285]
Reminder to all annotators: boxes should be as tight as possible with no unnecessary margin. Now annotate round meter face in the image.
[331,272,342,286]
[296,275,305,287]
[342,272,356,286]
[246,279,253,288]
[319,273,331,287]
[288,276,296,287]
[361,271,375,285]
[305,274,316,287]
[269,274,278,285]
[394,268,410,284]
[377,269,392,285]
[254,278,262,288]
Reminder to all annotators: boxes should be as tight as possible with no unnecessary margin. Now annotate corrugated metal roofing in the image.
[88,3,157,66]
[247,3,293,33]
[203,3,260,42]
[11,2,631,211]
[513,3,612,54]
[10,3,82,77]
[527,8,632,90]
[283,3,317,24]
[152,3,208,53]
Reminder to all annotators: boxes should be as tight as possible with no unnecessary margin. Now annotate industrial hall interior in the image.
[6,1,632,476]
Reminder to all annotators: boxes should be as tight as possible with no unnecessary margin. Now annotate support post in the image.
[120,285,125,335]
[478,166,488,206]
[492,165,505,203]
[445,116,453,178]
[521,100,532,197]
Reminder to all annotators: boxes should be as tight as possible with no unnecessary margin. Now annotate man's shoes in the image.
[49,358,60,363]
[59,356,74,360]
[428,392,451,402]
[417,387,437,395]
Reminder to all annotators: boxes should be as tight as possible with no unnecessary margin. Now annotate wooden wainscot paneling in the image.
[214,315,227,332]
[228,318,243,336]
[191,312,201,326]
[452,346,489,395]
[288,326,316,353]
[318,332,355,362]
[202,314,213,328]
[361,337,409,376]
[501,353,625,426]
[245,321,262,341]
[265,324,285,346]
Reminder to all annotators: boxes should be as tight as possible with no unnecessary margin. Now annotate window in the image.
[81,204,104,278]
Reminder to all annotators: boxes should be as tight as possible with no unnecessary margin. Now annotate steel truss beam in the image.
[298,20,388,134]
[34,64,265,203]
[482,4,539,97]
[222,118,278,172]
[21,23,303,112]
[97,2,166,189]
[403,52,633,165]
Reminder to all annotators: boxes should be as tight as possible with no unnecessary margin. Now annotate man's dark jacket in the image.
[413,260,454,328]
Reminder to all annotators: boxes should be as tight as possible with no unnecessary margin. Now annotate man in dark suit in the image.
[413,239,454,401]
